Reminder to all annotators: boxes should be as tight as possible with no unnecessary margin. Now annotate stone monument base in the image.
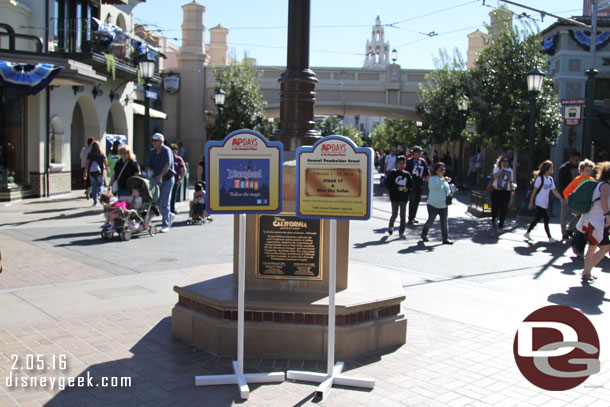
[172,263,406,360]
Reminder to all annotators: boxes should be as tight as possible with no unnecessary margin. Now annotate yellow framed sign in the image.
[296,136,373,220]
[205,129,283,214]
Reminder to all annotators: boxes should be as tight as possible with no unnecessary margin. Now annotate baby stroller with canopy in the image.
[101,175,160,241]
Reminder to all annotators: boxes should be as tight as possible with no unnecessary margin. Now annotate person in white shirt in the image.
[524,160,566,243]
[490,155,515,231]
[384,151,397,175]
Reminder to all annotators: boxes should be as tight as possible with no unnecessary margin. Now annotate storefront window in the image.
[0,87,26,185]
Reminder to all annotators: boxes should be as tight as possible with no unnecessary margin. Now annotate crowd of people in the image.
[80,133,196,234]
[381,146,610,284]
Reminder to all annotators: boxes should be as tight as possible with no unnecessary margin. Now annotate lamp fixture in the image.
[91,85,103,99]
[391,49,397,64]
[138,56,156,80]
[72,85,84,95]
[527,68,545,93]
[109,89,121,102]
[458,95,469,112]
[214,88,226,107]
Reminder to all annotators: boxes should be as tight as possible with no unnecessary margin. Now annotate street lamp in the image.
[457,95,469,186]
[391,49,397,64]
[214,88,226,140]
[526,68,545,182]
[138,54,156,154]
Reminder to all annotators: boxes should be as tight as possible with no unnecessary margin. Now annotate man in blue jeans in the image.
[146,133,176,233]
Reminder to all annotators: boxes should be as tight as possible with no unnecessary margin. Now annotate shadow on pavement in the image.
[548,282,609,315]
[35,231,102,243]
[3,208,102,228]
[353,234,391,248]
[46,317,386,407]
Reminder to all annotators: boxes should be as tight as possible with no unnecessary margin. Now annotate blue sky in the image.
[134,0,584,69]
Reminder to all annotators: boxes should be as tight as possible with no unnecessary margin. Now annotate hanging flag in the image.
[0,61,63,95]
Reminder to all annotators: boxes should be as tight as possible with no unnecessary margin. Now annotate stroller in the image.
[101,175,160,241]
[186,181,212,225]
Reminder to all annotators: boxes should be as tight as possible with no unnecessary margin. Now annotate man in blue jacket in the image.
[146,133,176,233]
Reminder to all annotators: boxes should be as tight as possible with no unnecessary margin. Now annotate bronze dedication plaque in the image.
[256,214,323,280]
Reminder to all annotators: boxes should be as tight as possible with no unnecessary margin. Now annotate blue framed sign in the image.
[296,135,373,220]
[206,129,283,214]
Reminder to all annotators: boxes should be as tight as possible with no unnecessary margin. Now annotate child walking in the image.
[525,160,566,243]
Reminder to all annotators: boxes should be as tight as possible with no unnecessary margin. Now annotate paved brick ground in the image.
[0,234,113,290]
[1,304,609,407]
[1,190,609,406]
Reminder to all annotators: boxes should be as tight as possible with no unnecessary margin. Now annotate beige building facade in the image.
[0,0,163,200]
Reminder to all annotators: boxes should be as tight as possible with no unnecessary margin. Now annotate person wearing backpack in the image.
[576,161,610,283]
[558,151,581,240]
[563,159,595,257]
[524,160,566,243]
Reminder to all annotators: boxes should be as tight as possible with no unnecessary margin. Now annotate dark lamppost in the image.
[214,88,226,140]
[583,68,598,158]
[526,68,545,181]
[391,49,397,64]
[138,55,156,154]
[457,95,469,186]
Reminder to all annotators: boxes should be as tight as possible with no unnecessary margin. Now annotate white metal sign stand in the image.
[286,219,375,399]
[195,214,285,399]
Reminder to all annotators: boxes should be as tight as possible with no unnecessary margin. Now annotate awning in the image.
[132,103,167,119]
[0,61,63,95]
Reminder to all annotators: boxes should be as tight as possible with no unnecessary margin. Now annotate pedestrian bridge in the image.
[206,65,431,122]
[258,65,429,121]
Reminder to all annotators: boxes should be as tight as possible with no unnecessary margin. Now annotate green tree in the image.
[469,24,561,152]
[316,116,341,137]
[315,116,363,146]
[416,48,471,146]
[369,119,419,152]
[209,58,268,140]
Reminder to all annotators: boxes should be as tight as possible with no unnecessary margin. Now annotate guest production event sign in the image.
[206,129,282,214]
[296,136,373,220]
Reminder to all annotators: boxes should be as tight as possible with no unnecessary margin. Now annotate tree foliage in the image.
[416,16,562,153]
[315,116,364,146]
[416,49,471,146]
[209,58,269,140]
[369,119,421,152]
[469,24,561,150]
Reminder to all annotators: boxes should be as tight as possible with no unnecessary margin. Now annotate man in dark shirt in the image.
[405,146,430,225]
[557,151,581,240]
[146,133,176,233]
[385,156,413,238]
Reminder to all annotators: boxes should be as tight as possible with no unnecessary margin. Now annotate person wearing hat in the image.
[146,133,176,233]
[405,146,430,225]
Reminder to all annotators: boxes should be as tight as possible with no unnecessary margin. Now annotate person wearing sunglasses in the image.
[490,155,515,232]
[421,161,453,245]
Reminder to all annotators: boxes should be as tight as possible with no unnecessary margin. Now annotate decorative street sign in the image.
[296,135,373,220]
[206,129,283,214]
[560,99,586,105]
[564,105,581,126]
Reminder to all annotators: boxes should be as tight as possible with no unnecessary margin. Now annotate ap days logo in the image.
[513,305,600,391]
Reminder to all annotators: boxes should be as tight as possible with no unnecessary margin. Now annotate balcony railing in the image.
[50,18,160,70]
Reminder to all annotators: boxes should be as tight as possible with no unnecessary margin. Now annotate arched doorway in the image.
[70,94,99,190]
[106,101,128,135]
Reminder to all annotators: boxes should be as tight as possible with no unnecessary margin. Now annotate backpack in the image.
[566,180,602,215]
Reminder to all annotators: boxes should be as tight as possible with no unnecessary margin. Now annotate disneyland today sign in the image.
[296,136,373,220]
[205,129,283,214]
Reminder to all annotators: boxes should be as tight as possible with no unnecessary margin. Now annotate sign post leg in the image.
[195,214,285,399]
[287,219,375,399]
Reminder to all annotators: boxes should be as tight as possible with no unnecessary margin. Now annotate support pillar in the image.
[270,0,320,153]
